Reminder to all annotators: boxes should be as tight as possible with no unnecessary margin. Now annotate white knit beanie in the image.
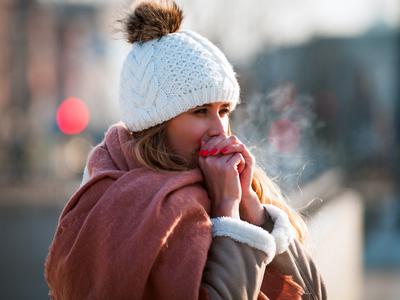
[119,1,240,132]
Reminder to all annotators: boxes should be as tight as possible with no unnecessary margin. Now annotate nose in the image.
[207,114,228,138]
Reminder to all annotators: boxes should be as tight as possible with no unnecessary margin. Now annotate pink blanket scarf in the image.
[44,123,302,300]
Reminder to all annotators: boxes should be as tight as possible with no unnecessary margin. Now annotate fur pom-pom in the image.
[123,0,183,44]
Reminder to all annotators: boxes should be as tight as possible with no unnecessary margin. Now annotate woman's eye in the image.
[193,108,231,116]
[194,108,208,114]
[219,109,231,116]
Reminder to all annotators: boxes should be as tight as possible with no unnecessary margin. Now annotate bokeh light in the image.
[56,97,90,135]
[268,119,300,153]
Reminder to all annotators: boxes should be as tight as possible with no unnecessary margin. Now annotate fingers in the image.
[227,153,245,174]
[199,135,255,178]
[219,143,255,166]
[200,135,240,157]
[199,152,245,174]
[200,134,228,156]
[200,135,255,167]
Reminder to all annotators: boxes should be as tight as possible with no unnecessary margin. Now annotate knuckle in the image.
[212,135,225,143]
[236,152,244,159]
[204,156,212,163]
[229,135,239,143]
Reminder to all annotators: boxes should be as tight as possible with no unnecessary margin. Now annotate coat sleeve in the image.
[285,239,328,300]
[200,217,277,300]
[259,206,328,300]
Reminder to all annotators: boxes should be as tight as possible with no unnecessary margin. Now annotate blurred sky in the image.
[80,0,400,121]
[169,0,399,62]
[90,0,399,106]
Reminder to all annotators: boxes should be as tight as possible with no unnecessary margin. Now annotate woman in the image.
[45,1,327,299]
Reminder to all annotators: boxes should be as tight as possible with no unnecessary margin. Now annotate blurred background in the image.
[0,0,399,299]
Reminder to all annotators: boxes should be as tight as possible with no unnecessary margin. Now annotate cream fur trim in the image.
[211,217,276,263]
[263,204,296,254]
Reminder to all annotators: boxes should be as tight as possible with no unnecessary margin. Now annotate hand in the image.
[199,135,253,200]
[200,135,265,225]
[198,135,244,219]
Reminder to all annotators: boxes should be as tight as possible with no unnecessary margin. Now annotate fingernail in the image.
[203,150,209,156]
[209,148,218,155]
[221,147,228,154]
[199,150,207,157]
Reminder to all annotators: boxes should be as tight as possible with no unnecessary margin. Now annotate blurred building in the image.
[241,28,399,174]
[235,27,400,268]
[0,0,120,184]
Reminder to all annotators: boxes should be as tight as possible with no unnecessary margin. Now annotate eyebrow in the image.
[198,103,232,109]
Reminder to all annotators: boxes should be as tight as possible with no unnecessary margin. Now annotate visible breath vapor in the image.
[234,83,332,195]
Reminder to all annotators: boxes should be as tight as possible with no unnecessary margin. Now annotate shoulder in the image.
[112,167,210,212]
[172,182,211,214]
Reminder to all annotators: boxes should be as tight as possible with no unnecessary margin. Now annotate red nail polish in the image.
[221,147,228,153]
[204,150,209,156]
[209,149,218,155]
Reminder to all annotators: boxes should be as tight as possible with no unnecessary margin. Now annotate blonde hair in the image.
[125,122,307,243]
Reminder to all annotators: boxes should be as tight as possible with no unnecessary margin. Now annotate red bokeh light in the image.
[268,119,300,153]
[56,97,89,135]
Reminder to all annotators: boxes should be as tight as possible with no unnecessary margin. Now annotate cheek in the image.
[167,120,206,155]
[177,125,205,152]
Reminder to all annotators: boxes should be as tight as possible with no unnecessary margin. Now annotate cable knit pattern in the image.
[263,204,296,254]
[119,30,240,131]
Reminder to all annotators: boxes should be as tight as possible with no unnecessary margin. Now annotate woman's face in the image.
[165,101,232,167]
